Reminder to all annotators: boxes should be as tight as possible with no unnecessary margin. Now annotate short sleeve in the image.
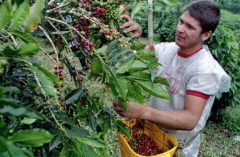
[187,72,230,96]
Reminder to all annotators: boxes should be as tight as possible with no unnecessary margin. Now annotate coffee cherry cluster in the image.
[50,2,58,9]
[53,64,65,107]
[128,133,162,156]
[73,38,94,53]
[79,97,86,103]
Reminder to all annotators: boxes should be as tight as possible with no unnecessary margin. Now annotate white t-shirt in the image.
[148,42,230,157]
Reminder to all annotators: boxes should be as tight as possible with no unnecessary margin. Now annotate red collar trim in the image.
[178,48,203,58]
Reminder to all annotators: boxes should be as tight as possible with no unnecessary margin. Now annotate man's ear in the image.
[202,31,212,42]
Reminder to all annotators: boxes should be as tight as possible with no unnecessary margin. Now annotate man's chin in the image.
[175,39,182,47]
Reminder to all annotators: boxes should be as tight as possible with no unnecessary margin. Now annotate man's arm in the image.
[113,94,207,131]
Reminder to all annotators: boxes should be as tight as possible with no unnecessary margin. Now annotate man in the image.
[113,0,231,156]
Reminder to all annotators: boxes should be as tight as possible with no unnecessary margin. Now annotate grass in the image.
[199,105,240,157]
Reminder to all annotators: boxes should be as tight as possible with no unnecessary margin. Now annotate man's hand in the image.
[120,14,142,38]
[113,101,145,118]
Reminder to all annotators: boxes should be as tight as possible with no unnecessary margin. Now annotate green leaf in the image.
[31,66,58,101]
[73,109,88,123]
[49,133,63,151]
[134,80,171,100]
[0,98,19,107]
[0,104,46,120]
[130,40,146,50]
[3,43,40,57]
[68,127,89,139]
[108,47,130,62]
[111,73,128,100]
[77,137,107,148]
[88,111,97,131]
[118,97,128,111]
[115,120,131,138]
[11,30,38,44]
[116,59,134,74]
[137,48,155,60]
[96,45,108,56]
[157,0,178,5]
[33,63,61,85]
[0,137,31,157]
[128,72,169,86]
[70,140,84,157]
[3,86,20,94]
[81,143,98,157]
[129,60,147,73]
[102,117,110,133]
[0,86,5,98]
[0,2,12,30]
[96,148,110,157]
[57,113,76,127]
[154,77,169,86]
[128,72,151,81]
[127,80,144,104]
[21,118,36,125]
[8,129,53,147]
[91,56,102,75]
[118,76,129,97]
[60,143,70,157]
[23,0,45,32]
[101,106,114,117]
[65,88,86,104]
[131,1,142,19]
[9,1,30,29]
[148,64,156,82]
[0,118,8,137]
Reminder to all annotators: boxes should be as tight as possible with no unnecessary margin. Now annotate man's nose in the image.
[177,24,185,33]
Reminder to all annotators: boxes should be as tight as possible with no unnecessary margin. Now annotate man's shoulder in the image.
[154,42,178,56]
[155,42,178,50]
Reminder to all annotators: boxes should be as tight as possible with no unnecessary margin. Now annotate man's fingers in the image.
[120,21,134,29]
[131,32,141,38]
[120,14,131,21]
[119,112,125,117]
[123,23,139,33]
[113,101,119,107]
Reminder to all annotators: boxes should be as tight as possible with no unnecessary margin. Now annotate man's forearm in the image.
[141,105,198,131]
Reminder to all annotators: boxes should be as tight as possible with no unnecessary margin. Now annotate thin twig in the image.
[50,1,72,11]
[0,40,8,47]
[46,10,132,51]
[48,105,70,138]
[7,32,19,49]
[46,16,92,63]
[33,72,47,99]
[58,11,76,42]
[38,25,59,64]
[40,47,57,64]
[0,34,18,49]
[46,18,73,56]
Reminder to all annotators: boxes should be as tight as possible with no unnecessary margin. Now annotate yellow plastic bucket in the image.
[118,118,178,157]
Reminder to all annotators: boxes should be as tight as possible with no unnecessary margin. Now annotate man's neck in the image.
[178,45,203,55]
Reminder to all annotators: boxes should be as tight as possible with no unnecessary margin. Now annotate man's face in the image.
[175,11,204,50]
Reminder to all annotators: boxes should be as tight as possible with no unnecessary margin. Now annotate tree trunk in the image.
[148,0,153,45]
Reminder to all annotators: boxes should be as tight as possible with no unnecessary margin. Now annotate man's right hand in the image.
[120,14,142,39]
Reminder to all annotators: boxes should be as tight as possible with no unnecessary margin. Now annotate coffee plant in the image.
[0,0,173,156]
[206,25,240,122]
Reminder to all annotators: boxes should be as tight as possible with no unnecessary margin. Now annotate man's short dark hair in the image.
[184,0,221,33]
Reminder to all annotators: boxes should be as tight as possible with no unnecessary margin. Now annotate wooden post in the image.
[148,0,153,45]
